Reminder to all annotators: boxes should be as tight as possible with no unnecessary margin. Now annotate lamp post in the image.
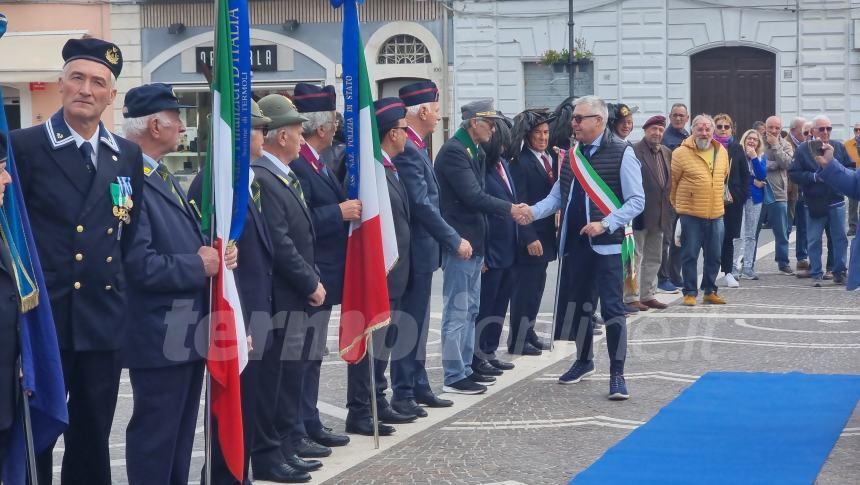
[568,0,575,97]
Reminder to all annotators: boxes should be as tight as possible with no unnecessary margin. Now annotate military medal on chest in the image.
[110,176,133,239]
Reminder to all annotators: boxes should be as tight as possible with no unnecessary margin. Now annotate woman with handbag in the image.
[714,114,750,288]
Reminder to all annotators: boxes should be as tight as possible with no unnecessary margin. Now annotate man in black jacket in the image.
[251,94,324,482]
[434,99,530,395]
[788,115,852,286]
[0,133,18,478]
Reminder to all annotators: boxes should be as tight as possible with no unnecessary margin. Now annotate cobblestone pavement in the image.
[52,232,858,484]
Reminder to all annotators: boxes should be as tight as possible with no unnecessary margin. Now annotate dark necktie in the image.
[540,154,555,183]
[251,179,262,212]
[80,141,96,183]
[156,163,185,206]
[287,171,307,207]
[496,162,512,194]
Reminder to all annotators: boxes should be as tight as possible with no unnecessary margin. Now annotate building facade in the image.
[453,0,860,140]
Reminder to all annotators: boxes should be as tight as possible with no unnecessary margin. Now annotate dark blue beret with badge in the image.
[62,37,123,79]
[292,83,337,113]
[122,83,195,118]
[398,80,439,107]
[373,97,407,134]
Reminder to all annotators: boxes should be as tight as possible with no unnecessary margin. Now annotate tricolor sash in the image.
[569,143,637,293]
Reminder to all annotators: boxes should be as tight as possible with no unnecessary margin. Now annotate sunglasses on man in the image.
[817,126,833,133]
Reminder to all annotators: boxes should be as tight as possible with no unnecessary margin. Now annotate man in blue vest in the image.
[520,95,644,400]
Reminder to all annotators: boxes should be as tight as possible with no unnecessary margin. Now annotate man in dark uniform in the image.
[508,109,557,355]
[344,97,414,436]
[120,83,227,485]
[389,81,460,417]
[251,94,322,483]
[523,96,644,400]
[0,132,19,477]
[10,38,145,484]
[288,83,353,457]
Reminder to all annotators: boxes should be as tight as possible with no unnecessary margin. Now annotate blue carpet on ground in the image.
[571,372,860,484]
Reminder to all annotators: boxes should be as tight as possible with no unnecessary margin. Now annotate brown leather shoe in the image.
[641,299,668,310]
[796,260,810,270]
[795,270,811,279]
[630,301,650,311]
[823,271,834,280]
[703,293,726,305]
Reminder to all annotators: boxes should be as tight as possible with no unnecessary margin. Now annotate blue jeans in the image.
[680,215,724,296]
[793,200,808,261]
[440,252,483,385]
[807,203,849,278]
[755,201,790,267]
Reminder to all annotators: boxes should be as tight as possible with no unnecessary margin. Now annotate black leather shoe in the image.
[468,372,496,385]
[414,393,453,408]
[252,463,311,483]
[295,437,331,458]
[528,337,551,350]
[285,454,322,473]
[378,405,417,424]
[508,342,541,356]
[391,399,428,418]
[345,418,396,436]
[488,358,514,370]
[308,426,350,447]
[473,360,503,376]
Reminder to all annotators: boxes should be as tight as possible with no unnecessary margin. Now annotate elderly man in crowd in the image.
[626,115,672,311]
[670,114,730,306]
[525,95,644,400]
[121,83,232,485]
[844,122,860,237]
[656,103,689,294]
[435,99,530,395]
[787,117,810,270]
[788,115,852,286]
[754,116,795,275]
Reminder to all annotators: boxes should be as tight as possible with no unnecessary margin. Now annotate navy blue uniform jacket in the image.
[483,159,518,269]
[509,149,558,264]
[10,110,144,351]
[392,137,460,274]
[123,165,207,369]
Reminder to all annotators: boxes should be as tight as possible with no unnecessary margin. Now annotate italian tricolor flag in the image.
[336,0,398,364]
[200,0,250,480]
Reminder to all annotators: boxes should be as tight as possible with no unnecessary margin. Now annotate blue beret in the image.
[123,83,194,118]
[62,37,123,79]
[293,83,337,113]
[373,97,407,134]
[398,81,439,107]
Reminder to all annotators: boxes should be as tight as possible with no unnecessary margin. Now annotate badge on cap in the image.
[105,47,121,66]
[619,105,631,117]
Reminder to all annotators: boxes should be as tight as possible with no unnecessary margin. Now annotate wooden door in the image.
[691,47,775,134]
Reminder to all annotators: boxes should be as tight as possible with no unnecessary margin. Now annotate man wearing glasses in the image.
[789,115,852,286]
[522,96,644,400]
[843,122,860,236]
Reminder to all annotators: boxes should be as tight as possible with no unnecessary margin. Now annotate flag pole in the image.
[203,2,219,484]
[549,253,563,353]
[16,356,38,485]
[366,331,380,449]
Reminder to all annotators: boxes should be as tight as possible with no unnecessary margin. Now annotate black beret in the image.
[373,97,407,134]
[123,83,194,118]
[62,37,123,79]
[398,81,439,107]
[293,83,337,113]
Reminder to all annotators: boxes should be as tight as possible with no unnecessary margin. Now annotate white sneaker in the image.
[724,272,740,288]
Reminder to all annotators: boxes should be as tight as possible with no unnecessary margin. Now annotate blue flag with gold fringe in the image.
[0,84,68,483]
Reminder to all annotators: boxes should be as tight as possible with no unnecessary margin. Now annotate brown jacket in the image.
[633,138,673,233]
[670,136,730,220]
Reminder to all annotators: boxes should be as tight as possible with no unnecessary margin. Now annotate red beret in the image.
[642,115,666,130]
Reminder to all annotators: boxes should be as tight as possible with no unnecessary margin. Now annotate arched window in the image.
[377,34,431,64]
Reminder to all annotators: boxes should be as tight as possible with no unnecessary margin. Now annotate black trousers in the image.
[508,262,548,351]
[390,271,434,402]
[288,305,330,445]
[126,361,205,485]
[474,266,516,361]
[252,331,290,470]
[659,216,683,285]
[722,201,744,273]
[346,299,399,421]
[209,358,260,485]
[557,238,628,374]
[37,350,121,485]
